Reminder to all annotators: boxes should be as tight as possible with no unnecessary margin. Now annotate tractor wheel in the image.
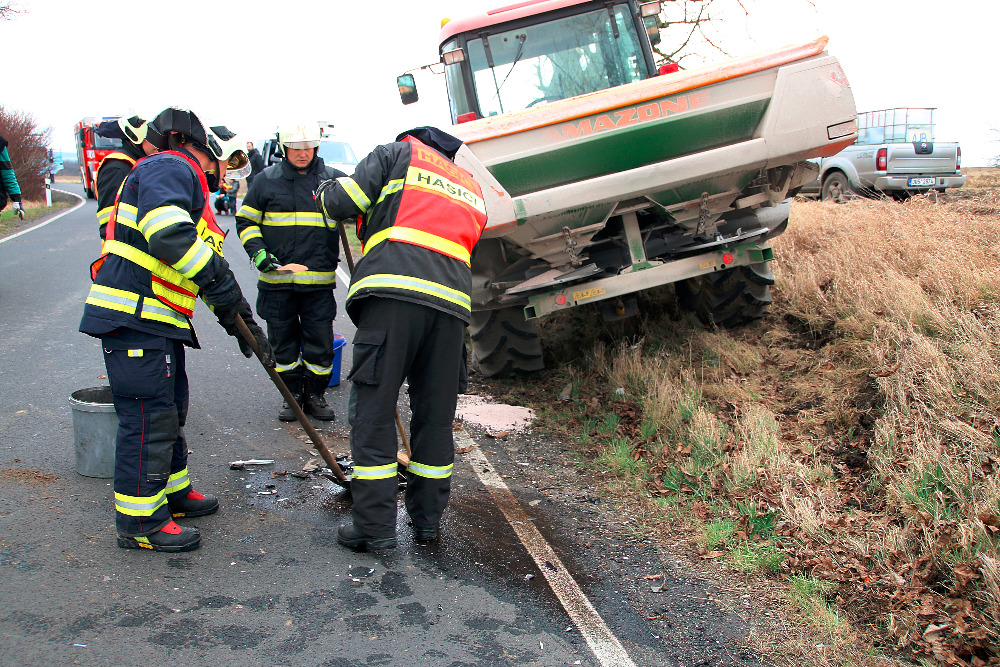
[469,306,545,378]
[676,262,774,328]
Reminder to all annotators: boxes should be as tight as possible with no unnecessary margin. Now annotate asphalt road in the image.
[0,186,771,667]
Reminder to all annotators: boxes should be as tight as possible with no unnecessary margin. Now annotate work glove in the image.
[215,296,275,368]
[251,248,282,273]
[13,201,24,220]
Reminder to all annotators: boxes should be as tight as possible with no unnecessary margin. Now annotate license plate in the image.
[908,177,936,187]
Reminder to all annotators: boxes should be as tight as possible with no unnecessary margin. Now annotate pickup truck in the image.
[800,107,965,201]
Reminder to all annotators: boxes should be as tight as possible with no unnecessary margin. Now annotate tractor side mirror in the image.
[397,74,418,105]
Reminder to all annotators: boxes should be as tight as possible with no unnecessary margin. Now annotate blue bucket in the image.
[329,334,347,386]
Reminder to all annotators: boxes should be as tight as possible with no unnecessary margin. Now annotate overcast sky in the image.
[4,0,997,165]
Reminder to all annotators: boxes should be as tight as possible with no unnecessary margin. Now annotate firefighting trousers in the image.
[346,298,465,538]
[257,289,336,388]
[101,329,191,537]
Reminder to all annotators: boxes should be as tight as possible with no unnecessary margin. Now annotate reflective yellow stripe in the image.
[127,349,143,357]
[114,203,139,231]
[238,225,263,244]
[353,463,398,480]
[165,468,191,495]
[275,357,302,373]
[114,490,167,517]
[97,206,113,228]
[374,179,404,206]
[260,211,327,227]
[338,177,370,212]
[139,297,191,329]
[258,270,336,286]
[347,274,471,312]
[302,359,332,375]
[363,226,471,265]
[86,284,140,314]
[139,205,190,239]
[236,205,262,224]
[406,461,453,479]
[173,238,213,278]
[103,240,199,310]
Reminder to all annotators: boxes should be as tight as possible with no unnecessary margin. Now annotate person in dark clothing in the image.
[245,141,265,188]
[94,114,160,240]
[0,135,24,219]
[236,122,344,421]
[315,127,487,550]
[79,107,274,553]
[224,177,239,215]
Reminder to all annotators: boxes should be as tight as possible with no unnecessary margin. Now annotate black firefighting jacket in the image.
[316,136,487,324]
[235,157,344,292]
[95,141,146,241]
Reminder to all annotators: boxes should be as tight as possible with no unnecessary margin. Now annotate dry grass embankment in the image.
[493,170,1000,666]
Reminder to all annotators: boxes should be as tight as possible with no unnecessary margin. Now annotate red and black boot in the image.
[117,520,201,552]
[168,488,220,518]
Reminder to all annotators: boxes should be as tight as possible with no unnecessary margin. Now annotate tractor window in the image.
[464,3,649,118]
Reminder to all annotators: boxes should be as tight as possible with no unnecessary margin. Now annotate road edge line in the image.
[457,427,638,667]
[0,189,87,244]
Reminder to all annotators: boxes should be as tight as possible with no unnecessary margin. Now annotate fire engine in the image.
[74,117,121,199]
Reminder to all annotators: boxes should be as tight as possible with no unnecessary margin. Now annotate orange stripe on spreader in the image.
[454,36,830,145]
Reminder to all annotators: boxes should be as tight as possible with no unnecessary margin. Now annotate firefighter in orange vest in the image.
[79,107,274,553]
[316,127,487,550]
[94,113,160,240]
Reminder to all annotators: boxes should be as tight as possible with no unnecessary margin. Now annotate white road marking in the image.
[0,189,86,244]
[336,265,351,287]
[456,427,638,667]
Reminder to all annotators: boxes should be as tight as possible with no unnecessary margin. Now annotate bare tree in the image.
[0,106,52,201]
[0,3,21,20]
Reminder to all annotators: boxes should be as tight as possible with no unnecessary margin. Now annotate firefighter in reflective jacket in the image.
[236,122,345,422]
[94,113,160,241]
[316,127,487,550]
[79,107,274,553]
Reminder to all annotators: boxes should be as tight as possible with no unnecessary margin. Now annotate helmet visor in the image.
[226,149,251,178]
[284,140,320,150]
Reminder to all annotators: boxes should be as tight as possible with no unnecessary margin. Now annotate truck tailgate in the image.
[887,144,959,174]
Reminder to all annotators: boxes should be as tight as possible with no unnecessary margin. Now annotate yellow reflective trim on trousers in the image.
[406,461,453,479]
[363,227,470,265]
[238,225,263,244]
[139,205,191,239]
[347,274,471,312]
[338,177,370,212]
[261,211,327,227]
[352,463,398,480]
[275,357,302,373]
[374,179,404,206]
[140,298,191,329]
[173,238,213,278]
[302,359,332,375]
[258,270,336,286]
[237,205,262,224]
[165,468,191,495]
[103,240,199,308]
[114,490,167,517]
[86,284,140,314]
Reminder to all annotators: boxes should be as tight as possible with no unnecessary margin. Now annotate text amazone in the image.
[558,92,710,139]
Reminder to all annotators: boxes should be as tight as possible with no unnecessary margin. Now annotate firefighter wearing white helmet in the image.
[80,106,274,553]
[236,122,346,421]
[94,111,160,240]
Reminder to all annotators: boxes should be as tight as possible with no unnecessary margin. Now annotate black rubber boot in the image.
[168,488,220,518]
[303,376,335,421]
[117,520,201,552]
[337,523,397,551]
[278,371,303,422]
[412,523,439,542]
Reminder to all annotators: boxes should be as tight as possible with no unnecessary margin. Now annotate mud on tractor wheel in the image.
[676,262,775,328]
[469,306,546,378]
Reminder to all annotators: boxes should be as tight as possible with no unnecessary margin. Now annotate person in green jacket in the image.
[0,135,24,220]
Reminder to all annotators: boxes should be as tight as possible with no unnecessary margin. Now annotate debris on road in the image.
[229,459,274,469]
